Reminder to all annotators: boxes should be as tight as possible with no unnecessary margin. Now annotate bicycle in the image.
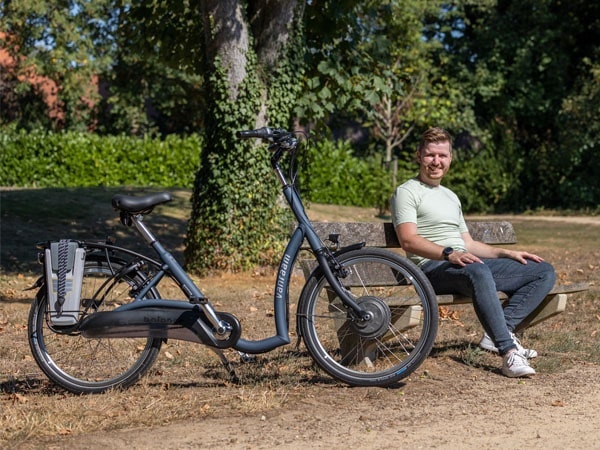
[28,127,438,394]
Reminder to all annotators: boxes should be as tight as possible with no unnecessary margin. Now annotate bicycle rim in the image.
[298,248,438,387]
[28,258,162,394]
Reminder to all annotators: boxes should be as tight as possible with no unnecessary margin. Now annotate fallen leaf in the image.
[11,393,27,404]
[551,400,564,407]
[164,351,174,360]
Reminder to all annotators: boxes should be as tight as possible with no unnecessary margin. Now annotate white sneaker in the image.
[502,351,536,378]
[479,332,538,359]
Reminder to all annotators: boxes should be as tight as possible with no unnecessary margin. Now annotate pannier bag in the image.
[44,240,86,326]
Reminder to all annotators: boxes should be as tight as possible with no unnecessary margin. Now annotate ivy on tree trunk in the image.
[185,0,303,274]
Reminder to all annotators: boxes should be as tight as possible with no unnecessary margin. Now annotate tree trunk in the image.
[185,0,302,274]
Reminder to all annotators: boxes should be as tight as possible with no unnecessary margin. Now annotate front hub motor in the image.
[350,296,391,339]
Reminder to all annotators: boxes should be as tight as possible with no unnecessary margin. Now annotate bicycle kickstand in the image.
[209,348,240,384]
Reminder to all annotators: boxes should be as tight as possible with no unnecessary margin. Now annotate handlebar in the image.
[236,127,293,142]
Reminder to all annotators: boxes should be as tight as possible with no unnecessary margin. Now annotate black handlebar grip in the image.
[236,127,273,139]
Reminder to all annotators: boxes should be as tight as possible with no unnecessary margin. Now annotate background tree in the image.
[0,0,117,131]
[300,1,471,180]
[184,1,305,273]
[427,0,600,211]
[99,2,206,136]
[2,0,598,240]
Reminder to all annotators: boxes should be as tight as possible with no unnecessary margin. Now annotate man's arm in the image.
[463,232,545,265]
[396,222,483,266]
[395,222,449,261]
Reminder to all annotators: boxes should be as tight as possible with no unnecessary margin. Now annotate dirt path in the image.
[23,362,600,449]
[5,211,599,449]
[466,214,600,227]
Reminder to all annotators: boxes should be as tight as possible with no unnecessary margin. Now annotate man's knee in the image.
[464,262,494,280]
[536,261,556,286]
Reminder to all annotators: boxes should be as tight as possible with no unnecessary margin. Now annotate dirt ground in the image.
[2,191,599,449]
[12,225,600,450]
[25,363,600,450]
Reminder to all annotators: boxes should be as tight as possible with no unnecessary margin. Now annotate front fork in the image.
[316,241,372,322]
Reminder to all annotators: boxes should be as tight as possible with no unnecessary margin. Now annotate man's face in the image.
[417,140,452,186]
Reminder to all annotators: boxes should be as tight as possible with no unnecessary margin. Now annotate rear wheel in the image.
[298,248,438,387]
[28,257,162,394]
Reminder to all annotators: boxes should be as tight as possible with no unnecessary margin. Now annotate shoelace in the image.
[507,351,530,367]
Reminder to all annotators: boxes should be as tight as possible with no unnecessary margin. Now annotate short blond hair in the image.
[418,127,453,153]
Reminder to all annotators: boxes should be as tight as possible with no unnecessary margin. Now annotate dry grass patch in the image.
[1,188,599,447]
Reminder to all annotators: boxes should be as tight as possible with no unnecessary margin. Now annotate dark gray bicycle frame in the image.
[77,181,365,355]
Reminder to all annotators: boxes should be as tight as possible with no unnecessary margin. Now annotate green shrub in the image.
[1,128,518,215]
[0,129,202,188]
[301,139,393,210]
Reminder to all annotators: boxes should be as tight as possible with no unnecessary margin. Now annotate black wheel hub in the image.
[349,296,391,339]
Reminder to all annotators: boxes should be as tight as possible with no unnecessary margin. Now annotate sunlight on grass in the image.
[1,188,599,447]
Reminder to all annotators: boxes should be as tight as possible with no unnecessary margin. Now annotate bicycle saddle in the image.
[112,192,172,214]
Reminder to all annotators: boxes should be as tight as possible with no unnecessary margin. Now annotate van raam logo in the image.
[275,254,292,300]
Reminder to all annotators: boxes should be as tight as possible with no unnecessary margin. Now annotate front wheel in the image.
[298,248,438,387]
[28,257,162,394]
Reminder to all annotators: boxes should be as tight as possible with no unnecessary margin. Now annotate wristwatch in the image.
[442,247,454,261]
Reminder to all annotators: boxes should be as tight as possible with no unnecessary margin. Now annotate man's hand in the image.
[447,251,483,267]
[502,249,545,265]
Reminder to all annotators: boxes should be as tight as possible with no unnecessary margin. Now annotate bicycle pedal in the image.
[238,352,256,364]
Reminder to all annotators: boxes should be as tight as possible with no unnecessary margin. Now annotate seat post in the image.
[132,215,157,244]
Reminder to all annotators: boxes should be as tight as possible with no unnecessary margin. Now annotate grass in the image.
[1,187,599,446]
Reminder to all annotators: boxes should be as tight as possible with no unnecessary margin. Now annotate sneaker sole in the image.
[502,368,536,378]
[479,343,499,353]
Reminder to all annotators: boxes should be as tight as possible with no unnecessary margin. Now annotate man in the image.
[390,127,556,377]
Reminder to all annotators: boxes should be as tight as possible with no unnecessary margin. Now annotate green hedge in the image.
[301,139,394,210]
[0,129,515,213]
[0,130,202,188]
[299,138,518,214]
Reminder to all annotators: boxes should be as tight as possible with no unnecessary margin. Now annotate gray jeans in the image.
[422,258,556,355]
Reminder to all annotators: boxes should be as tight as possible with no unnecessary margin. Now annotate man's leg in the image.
[422,261,516,355]
[483,259,556,332]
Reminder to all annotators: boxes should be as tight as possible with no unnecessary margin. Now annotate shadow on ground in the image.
[1,187,191,274]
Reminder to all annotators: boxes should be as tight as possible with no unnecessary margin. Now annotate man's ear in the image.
[415,151,421,164]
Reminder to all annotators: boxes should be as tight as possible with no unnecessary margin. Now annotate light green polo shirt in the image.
[390,177,469,267]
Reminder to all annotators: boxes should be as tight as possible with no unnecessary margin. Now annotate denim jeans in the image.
[422,258,556,355]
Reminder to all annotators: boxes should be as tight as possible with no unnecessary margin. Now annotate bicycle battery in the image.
[44,240,86,326]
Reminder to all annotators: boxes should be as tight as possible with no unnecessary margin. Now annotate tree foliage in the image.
[427,0,600,211]
[184,1,305,273]
[1,0,599,248]
[1,0,117,130]
[99,2,206,136]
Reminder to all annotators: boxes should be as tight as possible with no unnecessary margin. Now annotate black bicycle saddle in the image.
[112,192,172,214]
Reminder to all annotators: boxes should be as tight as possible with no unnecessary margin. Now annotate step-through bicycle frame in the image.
[70,137,369,355]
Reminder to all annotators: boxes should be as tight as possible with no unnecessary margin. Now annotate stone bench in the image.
[299,221,590,329]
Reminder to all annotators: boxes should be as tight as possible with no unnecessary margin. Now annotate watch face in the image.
[443,247,453,260]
